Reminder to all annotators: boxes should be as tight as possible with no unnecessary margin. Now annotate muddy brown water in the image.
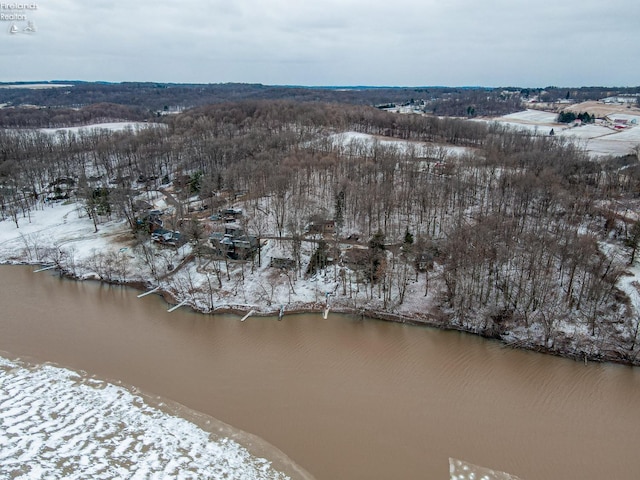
[1,265,639,480]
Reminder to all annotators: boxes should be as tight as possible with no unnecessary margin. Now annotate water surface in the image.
[1,265,639,479]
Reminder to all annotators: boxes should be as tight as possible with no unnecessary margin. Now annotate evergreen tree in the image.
[367,230,386,284]
[307,240,328,276]
[334,190,345,231]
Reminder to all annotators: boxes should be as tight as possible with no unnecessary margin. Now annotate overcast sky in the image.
[2,0,639,87]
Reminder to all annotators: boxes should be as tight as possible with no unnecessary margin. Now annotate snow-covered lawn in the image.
[0,202,127,265]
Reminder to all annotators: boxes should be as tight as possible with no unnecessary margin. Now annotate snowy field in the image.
[39,122,159,135]
[556,124,612,140]
[577,132,640,156]
[499,110,558,124]
[0,355,291,480]
[487,110,640,157]
[328,131,472,157]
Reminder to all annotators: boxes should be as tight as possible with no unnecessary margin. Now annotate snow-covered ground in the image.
[579,125,640,156]
[607,113,640,124]
[0,191,440,327]
[0,355,293,480]
[39,122,159,135]
[499,110,558,124]
[556,124,612,140]
[486,109,640,157]
[0,201,125,265]
[327,131,473,158]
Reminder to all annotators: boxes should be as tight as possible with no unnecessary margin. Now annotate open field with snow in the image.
[499,110,559,124]
[486,109,640,157]
[327,131,473,157]
[574,126,640,156]
[39,122,159,135]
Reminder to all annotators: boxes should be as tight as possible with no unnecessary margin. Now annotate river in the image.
[1,265,639,479]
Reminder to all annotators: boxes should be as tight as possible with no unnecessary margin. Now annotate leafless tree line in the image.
[2,100,639,360]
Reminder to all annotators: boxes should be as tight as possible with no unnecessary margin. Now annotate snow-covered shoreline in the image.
[1,198,638,367]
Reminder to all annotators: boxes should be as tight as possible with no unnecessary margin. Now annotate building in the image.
[209,225,258,259]
[307,217,335,235]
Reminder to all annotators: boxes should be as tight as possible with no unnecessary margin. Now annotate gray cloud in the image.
[1,0,638,86]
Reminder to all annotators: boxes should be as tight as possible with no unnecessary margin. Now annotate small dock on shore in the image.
[167,300,188,313]
[137,286,160,298]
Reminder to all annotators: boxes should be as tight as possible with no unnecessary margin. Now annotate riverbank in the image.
[42,271,640,367]
[4,263,639,480]
[1,200,639,367]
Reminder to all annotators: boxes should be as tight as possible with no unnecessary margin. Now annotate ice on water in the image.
[450,458,523,480]
[0,355,290,479]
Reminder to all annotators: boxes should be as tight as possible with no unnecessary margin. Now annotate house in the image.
[137,212,163,232]
[46,177,75,201]
[209,225,258,259]
[601,95,640,105]
[223,225,246,238]
[307,217,335,235]
[151,229,183,247]
[415,252,434,272]
[221,208,243,222]
[605,114,640,127]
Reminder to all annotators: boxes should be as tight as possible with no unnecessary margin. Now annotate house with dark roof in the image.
[209,225,258,259]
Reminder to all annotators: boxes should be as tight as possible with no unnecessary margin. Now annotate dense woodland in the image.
[2,99,640,363]
[0,82,516,111]
[1,82,639,128]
